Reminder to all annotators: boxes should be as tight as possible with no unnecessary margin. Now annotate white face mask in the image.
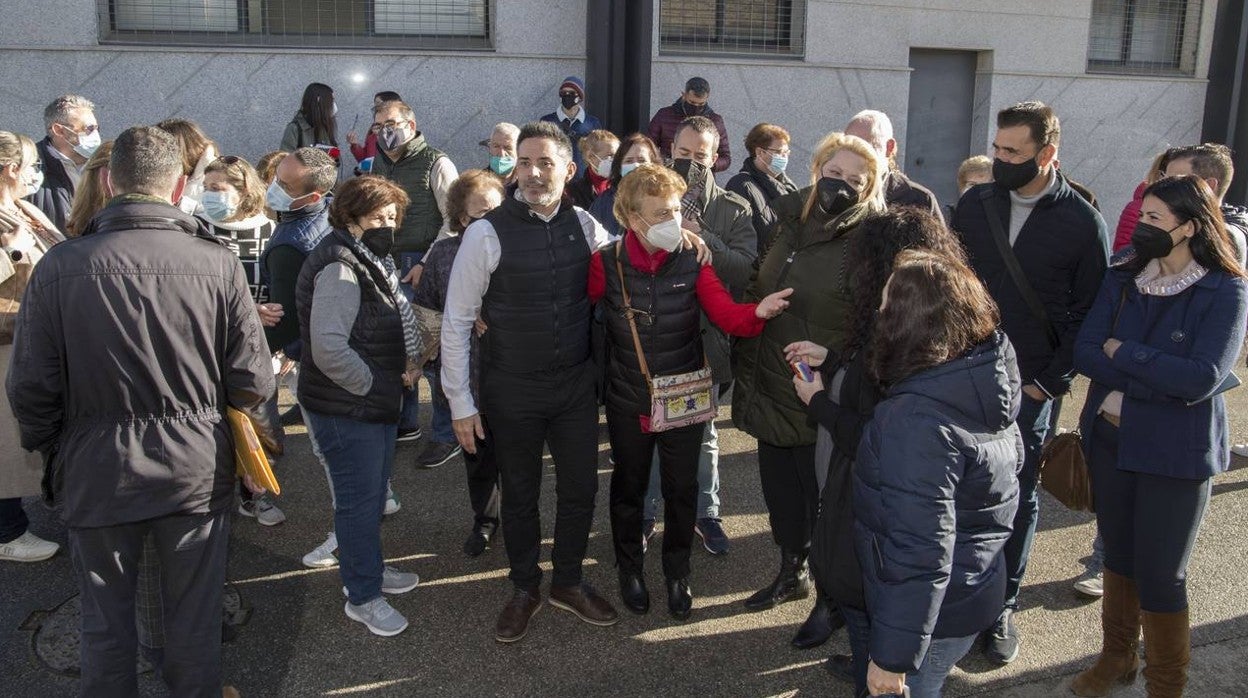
[593,154,613,178]
[21,166,44,197]
[640,212,684,253]
[70,128,101,158]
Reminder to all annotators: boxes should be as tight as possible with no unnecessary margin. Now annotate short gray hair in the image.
[109,126,183,197]
[846,110,894,151]
[43,94,96,130]
[289,146,338,195]
[492,122,520,142]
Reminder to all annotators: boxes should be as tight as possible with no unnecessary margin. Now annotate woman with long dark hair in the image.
[1071,174,1247,698]
[786,208,969,695]
[854,249,1022,698]
[282,82,339,153]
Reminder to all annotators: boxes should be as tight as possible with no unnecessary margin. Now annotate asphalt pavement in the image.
[2,374,1246,697]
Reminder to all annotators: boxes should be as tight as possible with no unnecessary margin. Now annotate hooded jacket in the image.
[853,331,1023,674]
[6,196,282,528]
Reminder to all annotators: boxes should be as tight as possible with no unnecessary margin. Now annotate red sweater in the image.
[350,131,379,163]
[1113,181,1147,252]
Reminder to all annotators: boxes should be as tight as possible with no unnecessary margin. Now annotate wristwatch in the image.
[3,246,21,263]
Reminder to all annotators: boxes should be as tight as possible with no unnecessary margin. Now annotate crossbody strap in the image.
[979,187,1060,349]
[614,240,653,385]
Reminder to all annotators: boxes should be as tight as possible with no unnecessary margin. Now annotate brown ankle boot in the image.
[1141,607,1190,698]
[1070,570,1140,696]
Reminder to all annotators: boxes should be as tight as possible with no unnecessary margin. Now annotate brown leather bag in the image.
[1039,432,1094,512]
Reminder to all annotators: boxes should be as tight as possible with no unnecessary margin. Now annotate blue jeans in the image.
[643,413,721,520]
[0,497,29,543]
[841,606,872,698]
[906,633,978,697]
[304,410,396,606]
[423,366,455,444]
[1002,392,1052,608]
[397,251,423,431]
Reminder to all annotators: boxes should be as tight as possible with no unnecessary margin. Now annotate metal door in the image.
[904,49,979,209]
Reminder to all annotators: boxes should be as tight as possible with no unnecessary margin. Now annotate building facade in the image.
[0,1,1228,218]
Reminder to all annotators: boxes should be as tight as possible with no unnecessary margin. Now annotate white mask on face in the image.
[640,212,684,253]
[21,166,44,197]
[593,154,613,178]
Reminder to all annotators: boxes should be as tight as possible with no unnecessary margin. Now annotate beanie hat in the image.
[560,76,587,102]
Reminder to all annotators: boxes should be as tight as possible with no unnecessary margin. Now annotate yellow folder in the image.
[227,407,280,496]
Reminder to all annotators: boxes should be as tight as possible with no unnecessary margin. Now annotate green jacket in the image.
[692,168,757,384]
[280,112,318,152]
[731,187,870,446]
[372,133,447,255]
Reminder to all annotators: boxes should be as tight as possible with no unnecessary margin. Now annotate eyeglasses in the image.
[30,161,43,173]
[59,123,99,135]
[212,155,249,187]
[369,120,406,134]
[763,147,791,157]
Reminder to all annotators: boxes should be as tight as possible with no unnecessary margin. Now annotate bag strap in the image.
[614,240,653,385]
[979,187,1060,349]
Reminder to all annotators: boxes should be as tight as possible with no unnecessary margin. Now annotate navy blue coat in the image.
[854,331,1023,674]
[1074,254,1248,480]
[539,111,603,174]
[26,137,75,233]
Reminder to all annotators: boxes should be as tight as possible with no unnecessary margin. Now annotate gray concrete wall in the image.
[0,1,589,175]
[651,0,1222,223]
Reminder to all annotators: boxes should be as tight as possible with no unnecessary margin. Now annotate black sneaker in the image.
[417,441,462,468]
[983,607,1020,664]
[694,518,730,555]
[278,405,303,426]
[463,522,496,557]
[396,427,423,443]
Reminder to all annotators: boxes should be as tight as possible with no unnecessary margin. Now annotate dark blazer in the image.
[27,137,75,233]
[853,331,1022,674]
[953,175,1109,397]
[1074,256,1248,480]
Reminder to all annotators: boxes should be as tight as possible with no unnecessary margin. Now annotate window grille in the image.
[1087,0,1203,75]
[99,0,491,49]
[659,0,806,58]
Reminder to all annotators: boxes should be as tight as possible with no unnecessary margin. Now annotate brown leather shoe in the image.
[495,587,542,643]
[549,582,620,627]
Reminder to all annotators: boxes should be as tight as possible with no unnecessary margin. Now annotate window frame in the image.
[1086,0,1203,77]
[657,0,807,60]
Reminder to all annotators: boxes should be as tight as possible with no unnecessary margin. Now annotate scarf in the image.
[344,235,425,363]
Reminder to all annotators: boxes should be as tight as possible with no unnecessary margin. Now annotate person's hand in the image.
[402,264,423,291]
[867,660,906,696]
[346,130,360,146]
[1103,338,1122,359]
[0,209,28,241]
[1022,384,1048,401]
[241,472,267,496]
[256,303,284,327]
[680,229,711,265]
[783,340,829,369]
[453,413,485,454]
[792,371,824,406]
[474,316,489,337]
[755,287,794,319]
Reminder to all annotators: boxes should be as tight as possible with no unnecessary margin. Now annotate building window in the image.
[659,0,806,58]
[98,0,491,49]
[1087,0,1203,75]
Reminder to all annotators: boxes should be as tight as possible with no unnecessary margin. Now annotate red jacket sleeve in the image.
[588,251,606,304]
[696,264,764,336]
[1113,182,1146,252]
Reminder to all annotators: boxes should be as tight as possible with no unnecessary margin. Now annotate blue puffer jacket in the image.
[853,330,1023,674]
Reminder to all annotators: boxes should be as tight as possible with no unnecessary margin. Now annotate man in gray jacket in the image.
[641,115,757,555]
[7,125,281,697]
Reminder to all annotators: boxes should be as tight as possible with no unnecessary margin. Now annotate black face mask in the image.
[816,177,858,217]
[670,157,708,185]
[1131,221,1186,261]
[992,156,1041,191]
[560,92,581,109]
[361,226,395,258]
[682,100,706,115]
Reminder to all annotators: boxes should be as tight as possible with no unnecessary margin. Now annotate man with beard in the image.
[441,120,618,643]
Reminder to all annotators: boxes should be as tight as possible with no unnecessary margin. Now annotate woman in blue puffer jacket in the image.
[853,249,1023,698]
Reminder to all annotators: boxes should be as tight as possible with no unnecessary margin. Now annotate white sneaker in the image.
[0,531,60,562]
[239,495,286,526]
[303,532,338,568]
[342,566,420,597]
[384,490,401,516]
[1232,444,1248,458]
[344,597,409,637]
[1074,571,1104,598]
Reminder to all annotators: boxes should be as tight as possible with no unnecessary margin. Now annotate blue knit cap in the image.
[560,76,586,101]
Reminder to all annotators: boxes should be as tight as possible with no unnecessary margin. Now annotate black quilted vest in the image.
[601,240,704,416]
[295,228,406,423]
[480,198,592,374]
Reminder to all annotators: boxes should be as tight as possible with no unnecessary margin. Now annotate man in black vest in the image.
[442,121,619,643]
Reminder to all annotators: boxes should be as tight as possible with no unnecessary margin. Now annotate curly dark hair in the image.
[868,249,1000,386]
[841,208,968,360]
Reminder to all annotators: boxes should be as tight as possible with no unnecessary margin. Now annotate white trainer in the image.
[383,489,401,516]
[0,531,60,563]
[342,566,420,597]
[344,597,409,637]
[302,532,338,568]
[1232,444,1248,458]
[1073,571,1105,598]
[239,495,286,526]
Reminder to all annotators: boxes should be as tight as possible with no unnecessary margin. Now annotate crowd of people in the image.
[0,73,1244,698]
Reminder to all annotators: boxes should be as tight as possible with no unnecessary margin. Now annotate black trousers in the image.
[758,441,819,552]
[68,509,231,698]
[607,407,704,579]
[1087,417,1211,613]
[482,362,600,590]
[464,416,501,526]
[0,497,28,543]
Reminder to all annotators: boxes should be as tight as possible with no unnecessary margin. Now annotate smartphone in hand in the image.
[790,360,814,383]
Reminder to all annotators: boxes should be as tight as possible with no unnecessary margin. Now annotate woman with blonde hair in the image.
[63,139,114,237]
[201,156,275,298]
[155,118,218,215]
[0,130,64,563]
[730,132,886,649]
